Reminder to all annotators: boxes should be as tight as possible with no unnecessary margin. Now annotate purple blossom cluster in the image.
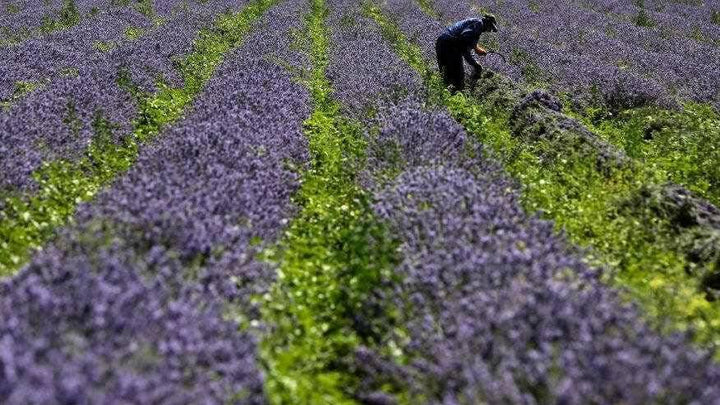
[582,0,720,44]
[382,0,443,61]
[0,0,244,192]
[0,0,311,401]
[1,242,267,403]
[1,0,70,39]
[325,0,421,118]
[362,98,720,403]
[427,0,720,110]
[0,0,192,42]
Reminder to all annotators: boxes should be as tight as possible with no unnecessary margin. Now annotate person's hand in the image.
[475,46,488,56]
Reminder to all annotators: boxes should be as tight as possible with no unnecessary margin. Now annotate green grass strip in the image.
[566,101,720,207]
[0,80,48,111]
[0,0,279,276]
[258,0,402,402]
[414,0,442,21]
[363,1,720,355]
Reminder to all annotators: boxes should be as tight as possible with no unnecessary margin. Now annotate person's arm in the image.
[474,44,488,55]
[460,26,483,69]
[463,48,482,69]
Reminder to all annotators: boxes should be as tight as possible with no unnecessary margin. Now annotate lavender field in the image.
[1,0,720,402]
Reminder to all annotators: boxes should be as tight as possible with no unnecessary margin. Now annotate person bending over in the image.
[436,14,498,91]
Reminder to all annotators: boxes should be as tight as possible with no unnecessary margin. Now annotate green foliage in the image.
[134,0,154,17]
[15,80,44,96]
[634,10,655,28]
[364,1,720,355]
[134,84,191,140]
[259,1,403,402]
[0,25,29,46]
[39,0,81,33]
[124,26,145,40]
[528,0,540,13]
[605,25,618,38]
[339,14,355,28]
[6,3,21,13]
[509,48,550,86]
[93,40,117,52]
[712,10,720,26]
[0,81,46,111]
[59,0,80,26]
[260,119,400,401]
[0,0,279,276]
[633,1,656,28]
[39,15,58,33]
[415,0,442,21]
[574,102,720,207]
[690,26,708,42]
[1,0,89,45]
[62,100,83,138]
[0,110,136,275]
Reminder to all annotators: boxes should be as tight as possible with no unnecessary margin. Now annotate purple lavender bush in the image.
[0,0,245,192]
[3,0,720,402]
[0,0,79,42]
[326,0,421,118]
[0,0,311,400]
[359,98,720,403]
[0,0,197,45]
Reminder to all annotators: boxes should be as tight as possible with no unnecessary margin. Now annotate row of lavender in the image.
[1,0,63,34]
[427,0,720,111]
[0,0,240,192]
[325,0,720,402]
[1,0,88,43]
[1,0,190,44]
[0,0,311,401]
[365,99,720,403]
[582,0,720,44]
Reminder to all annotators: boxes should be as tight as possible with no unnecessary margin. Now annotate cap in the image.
[482,14,498,32]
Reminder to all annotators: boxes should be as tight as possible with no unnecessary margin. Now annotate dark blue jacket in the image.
[442,18,485,67]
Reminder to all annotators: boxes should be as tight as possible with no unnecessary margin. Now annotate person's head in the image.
[481,14,498,32]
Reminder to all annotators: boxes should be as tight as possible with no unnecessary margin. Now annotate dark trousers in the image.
[436,33,465,91]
